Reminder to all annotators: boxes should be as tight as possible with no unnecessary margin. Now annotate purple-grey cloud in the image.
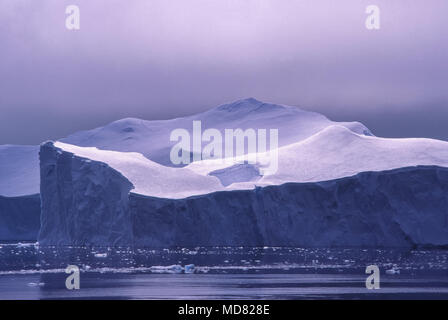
[0,0,447,144]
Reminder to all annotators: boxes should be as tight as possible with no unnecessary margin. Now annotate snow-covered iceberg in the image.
[38,136,448,247]
[2,98,448,246]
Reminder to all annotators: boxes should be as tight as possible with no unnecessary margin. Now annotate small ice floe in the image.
[94,253,108,258]
[184,264,195,274]
[386,268,400,275]
[17,242,34,248]
[150,265,184,274]
[150,264,197,274]
[170,265,183,273]
[27,282,45,287]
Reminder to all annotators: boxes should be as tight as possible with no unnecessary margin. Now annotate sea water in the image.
[0,243,447,299]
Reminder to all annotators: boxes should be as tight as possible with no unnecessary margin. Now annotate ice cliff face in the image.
[38,142,134,246]
[131,166,448,248]
[39,142,448,247]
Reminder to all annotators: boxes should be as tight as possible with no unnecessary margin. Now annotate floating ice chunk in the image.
[17,242,34,248]
[27,282,45,287]
[150,265,184,274]
[386,268,400,275]
[184,264,195,274]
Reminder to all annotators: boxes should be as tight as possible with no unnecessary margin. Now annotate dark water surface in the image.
[0,243,447,299]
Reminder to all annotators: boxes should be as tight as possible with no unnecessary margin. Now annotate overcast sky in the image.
[0,0,447,144]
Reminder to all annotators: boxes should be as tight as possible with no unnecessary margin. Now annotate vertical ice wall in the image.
[131,166,448,247]
[38,142,134,246]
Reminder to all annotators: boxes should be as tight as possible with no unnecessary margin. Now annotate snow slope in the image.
[61,98,372,166]
[53,142,223,199]
[187,125,448,189]
[53,124,448,199]
[0,98,370,197]
[51,123,448,199]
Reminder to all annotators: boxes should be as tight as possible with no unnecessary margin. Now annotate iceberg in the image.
[38,141,448,247]
[2,98,448,246]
